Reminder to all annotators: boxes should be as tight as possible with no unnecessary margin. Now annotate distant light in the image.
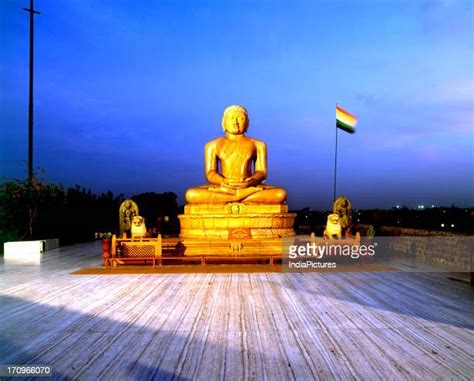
[396,205,400,209]
[451,224,454,228]
[441,224,445,227]
[431,205,435,208]
[397,221,400,224]
[357,219,360,222]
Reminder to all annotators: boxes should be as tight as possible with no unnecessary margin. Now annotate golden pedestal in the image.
[178,203,295,256]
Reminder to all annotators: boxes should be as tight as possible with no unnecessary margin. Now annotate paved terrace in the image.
[0,242,473,380]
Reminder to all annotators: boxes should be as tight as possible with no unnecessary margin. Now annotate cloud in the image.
[439,0,457,7]
[355,93,384,106]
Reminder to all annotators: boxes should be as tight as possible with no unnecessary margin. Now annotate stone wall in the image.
[379,226,467,237]
[380,226,472,272]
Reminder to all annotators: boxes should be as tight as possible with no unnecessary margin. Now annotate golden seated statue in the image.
[185,105,287,204]
[179,105,295,251]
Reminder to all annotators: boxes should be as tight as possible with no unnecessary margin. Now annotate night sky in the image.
[1,0,473,210]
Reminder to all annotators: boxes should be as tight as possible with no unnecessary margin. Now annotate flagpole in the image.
[333,119,338,202]
[334,103,357,203]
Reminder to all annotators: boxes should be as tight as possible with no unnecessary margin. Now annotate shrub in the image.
[0,174,64,239]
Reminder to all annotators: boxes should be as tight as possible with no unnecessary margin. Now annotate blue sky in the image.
[1,0,473,209]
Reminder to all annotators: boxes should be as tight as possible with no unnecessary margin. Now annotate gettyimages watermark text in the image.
[281,236,473,273]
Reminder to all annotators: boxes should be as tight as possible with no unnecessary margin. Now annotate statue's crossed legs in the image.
[186,184,287,204]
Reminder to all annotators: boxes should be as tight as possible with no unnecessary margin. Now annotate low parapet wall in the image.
[380,226,467,237]
[379,227,472,272]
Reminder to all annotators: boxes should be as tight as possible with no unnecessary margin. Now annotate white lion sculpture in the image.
[323,213,342,240]
[131,216,147,239]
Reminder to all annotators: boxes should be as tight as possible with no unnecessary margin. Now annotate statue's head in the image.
[132,215,145,227]
[327,213,340,226]
[222,105,249,135]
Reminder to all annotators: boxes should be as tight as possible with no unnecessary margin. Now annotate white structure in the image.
[4,239,59,265]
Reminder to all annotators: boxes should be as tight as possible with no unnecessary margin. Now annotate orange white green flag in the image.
[336,104,357,134]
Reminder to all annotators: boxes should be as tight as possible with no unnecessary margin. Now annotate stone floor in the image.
[0,242,473,380]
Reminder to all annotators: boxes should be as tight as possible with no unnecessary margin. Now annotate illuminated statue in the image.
[324,214,342,239]
[131,216,147,239]
[179,105,295,247]
[333,196,353,234]
[119,199,139,235]
[185,105,287,204]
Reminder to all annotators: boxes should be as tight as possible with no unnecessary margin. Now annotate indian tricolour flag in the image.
[336,104,357,134]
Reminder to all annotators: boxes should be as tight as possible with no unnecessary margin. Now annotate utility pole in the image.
[23,0,40,181]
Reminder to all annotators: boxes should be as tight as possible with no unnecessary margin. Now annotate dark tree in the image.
[132,192,179,235]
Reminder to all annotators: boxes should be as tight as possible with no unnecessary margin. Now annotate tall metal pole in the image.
[333,122,338,202]
[23,0,40,181]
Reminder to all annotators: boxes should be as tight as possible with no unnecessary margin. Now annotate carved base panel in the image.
[180,227,295,239]
[184,203,289,215]
[179,237,289,257]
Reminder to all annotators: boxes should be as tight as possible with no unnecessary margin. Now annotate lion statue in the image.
[131,215,147,239]
[333,196,352,235]
[323,213,342,239]
[119,199,139,236]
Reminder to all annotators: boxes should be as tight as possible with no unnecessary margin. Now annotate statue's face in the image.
[223,109,248,135]
[132,216,144,226]
[328,214,339,224]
